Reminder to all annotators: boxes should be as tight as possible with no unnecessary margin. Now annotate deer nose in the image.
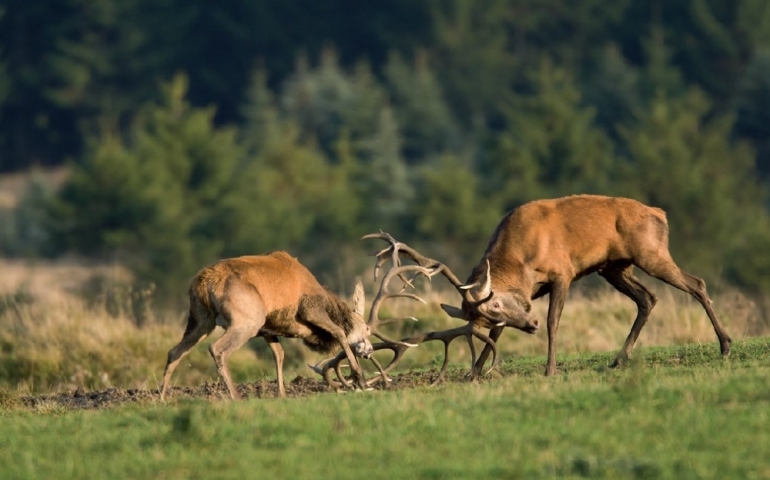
[356,342,374,358]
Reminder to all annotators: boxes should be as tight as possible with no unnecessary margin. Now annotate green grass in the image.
[1,338,769,479]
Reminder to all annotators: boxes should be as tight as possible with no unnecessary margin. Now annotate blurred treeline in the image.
[1,0,770,302]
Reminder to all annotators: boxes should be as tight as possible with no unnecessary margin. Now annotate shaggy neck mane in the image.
[300,288,356,354]
[322,288,356,333]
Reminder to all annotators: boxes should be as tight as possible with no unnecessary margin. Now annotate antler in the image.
[312,232,501,389]
[363,232,502,381]
[363,231,444,345]
[311,232,438,388]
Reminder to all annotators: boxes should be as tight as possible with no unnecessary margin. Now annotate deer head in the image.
[440,259,540,334]
[349,281,374,359]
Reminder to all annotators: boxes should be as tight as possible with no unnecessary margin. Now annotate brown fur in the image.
[161,251,371,399]
[463,194,732,376]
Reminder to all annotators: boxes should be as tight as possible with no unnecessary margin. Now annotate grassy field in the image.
[0,259,769,478]
[0,339,768,479]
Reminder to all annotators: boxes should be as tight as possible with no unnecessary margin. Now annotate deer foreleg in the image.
[264,335,286,397]
[302,311,369,391]
[471,326,504,378]
[545,280,570,376]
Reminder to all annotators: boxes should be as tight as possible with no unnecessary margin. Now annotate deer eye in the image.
[492,301,501,309]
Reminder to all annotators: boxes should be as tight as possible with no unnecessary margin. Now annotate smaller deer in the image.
[160,251,373,400]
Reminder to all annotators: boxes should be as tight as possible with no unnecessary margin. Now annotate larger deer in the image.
[317,194,732,385]
[160,251,373,400]
[449,194,732,376]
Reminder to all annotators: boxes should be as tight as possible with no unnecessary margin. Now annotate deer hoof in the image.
[610,353,630,369]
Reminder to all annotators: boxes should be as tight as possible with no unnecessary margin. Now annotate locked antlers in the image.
[311,232,501,389]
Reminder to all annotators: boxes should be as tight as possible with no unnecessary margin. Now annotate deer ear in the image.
[352,280,365,317]
[440,303,466,319]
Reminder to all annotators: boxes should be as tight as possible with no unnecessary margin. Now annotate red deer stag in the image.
[317,195,732,385]
[451,194,732,376]
[160,251,373,400]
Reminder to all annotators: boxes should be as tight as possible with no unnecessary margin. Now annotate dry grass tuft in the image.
[0,258,767,395]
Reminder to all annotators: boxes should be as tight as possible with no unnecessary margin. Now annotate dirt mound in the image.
[20,370,447,411]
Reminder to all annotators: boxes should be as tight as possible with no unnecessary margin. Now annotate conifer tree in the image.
[0,7,8,156]
[413,154,502,246]
[354,105,414,234]
[618,88,766,274]
[53,74,243,296]
[486,59,616,209]
[734,51,770,179]
[383,51,460,162]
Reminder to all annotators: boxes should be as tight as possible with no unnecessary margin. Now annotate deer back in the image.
[191,251,326,314]
[479,195,669,287]
[190,252,367,348]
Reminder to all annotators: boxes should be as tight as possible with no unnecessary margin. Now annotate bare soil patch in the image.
[20,370,444,411]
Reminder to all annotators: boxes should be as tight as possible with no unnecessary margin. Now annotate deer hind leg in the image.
[264,335,286,397]
[636,253,732,356]
[161,311,216,401]
[209,323,263,400]
[599,264,657,367]
[545,279,571,377]
[209,289,266,400]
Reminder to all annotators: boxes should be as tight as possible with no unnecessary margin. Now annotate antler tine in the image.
[365,232,421,290]
[310,341,411,389]
[397,324,498,385]
[375,316,419,326]
[363,232,470,294]
[367,262,435,347]
[366,356,392,383]
[371,251,421,291]
[471,327,499,375]
[333,359,354,389]
[308,359,348,391]
[370,250,390,282]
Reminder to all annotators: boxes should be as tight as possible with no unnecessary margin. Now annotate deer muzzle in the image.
[474,309,539,334]
[518,315,540,334]
[353,339,374,359]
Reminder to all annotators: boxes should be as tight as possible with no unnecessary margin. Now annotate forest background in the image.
[1,0,770,311]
